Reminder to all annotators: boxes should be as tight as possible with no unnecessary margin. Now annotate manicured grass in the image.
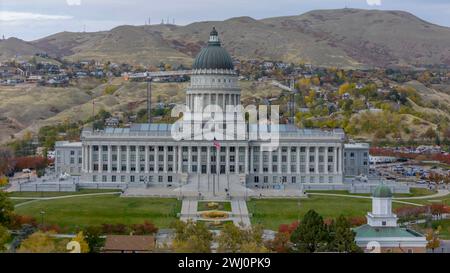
[248,196,406,230]
[8,189,122,198]
[197,220,234,230]
[408,195,450,206]
[198,201,232,212]
[432,219,450,240]
[15,195,181,232]
[415,219,450,240]
[11,199,34,205]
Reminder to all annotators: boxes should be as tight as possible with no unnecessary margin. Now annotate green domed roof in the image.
[372,185,393,198]
[192,27,234,70]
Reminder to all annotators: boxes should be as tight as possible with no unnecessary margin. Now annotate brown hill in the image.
[3,9,450,68]
[0,38,43,61]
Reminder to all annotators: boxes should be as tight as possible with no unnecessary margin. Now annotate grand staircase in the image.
[174,174,251,199]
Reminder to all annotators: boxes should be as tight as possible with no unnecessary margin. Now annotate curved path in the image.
[308,190,449,207]
[395,190,449,200]
[12,192,121,208]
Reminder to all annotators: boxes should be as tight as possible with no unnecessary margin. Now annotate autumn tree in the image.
[131,220,158,235]
[72,231,90,253]
[290,210,328,253]
[426,228,441,253]
[17,231,56,253]
[267,221,299,253]
[171,220,213,253]
[338,82,355,96]
[216,223,268,253]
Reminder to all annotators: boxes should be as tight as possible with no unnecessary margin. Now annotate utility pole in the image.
[92,96,95,132]
[147,77,152,124]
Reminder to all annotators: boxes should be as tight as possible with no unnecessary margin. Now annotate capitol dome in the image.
[192,27,234,70]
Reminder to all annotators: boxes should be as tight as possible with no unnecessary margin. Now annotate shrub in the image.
[9,214,38,229]
[130,221,158,235]
[101,223,129,235]
[0,176,8,186]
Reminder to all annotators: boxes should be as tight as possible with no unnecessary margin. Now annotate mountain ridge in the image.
[2,8,450,68]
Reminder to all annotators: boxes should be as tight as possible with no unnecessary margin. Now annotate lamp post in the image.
[40,210,45,226]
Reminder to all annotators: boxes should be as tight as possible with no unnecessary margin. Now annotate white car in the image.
[59,172,71,181]
[356,175,368,182]
[22,169,31,173]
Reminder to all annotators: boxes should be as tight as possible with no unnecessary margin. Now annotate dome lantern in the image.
[192,27,234,70]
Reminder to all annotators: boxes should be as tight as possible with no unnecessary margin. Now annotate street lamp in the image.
[40,210,45,226]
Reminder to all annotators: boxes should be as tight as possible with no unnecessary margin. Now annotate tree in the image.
[0,147,15,176]
[0,225,10,252]
[131,221,158,235]
[267,230,291,253]
[327,215,361,253]
[216,223,267,253]
[425,228,441,253]
[83,226,104,253]
[338,82,355,96]
[72,231,90,253]
[0,191,14,226]
[290,210,328,252]
[171,220,213,253]
[17,231,56,253]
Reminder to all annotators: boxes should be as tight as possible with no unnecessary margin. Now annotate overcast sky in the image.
[1,0,450,41]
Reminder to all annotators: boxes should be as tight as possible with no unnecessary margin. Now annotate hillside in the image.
[2,9,450,68]
[0,38,43,61]
[0,79,286,144]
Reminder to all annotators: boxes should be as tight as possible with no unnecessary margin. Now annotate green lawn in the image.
[414,219,450,240]
[11,199,34,206]
[432,219,450,240]
[15,195,181,232]
[8,189,122,198]
[248,196,407,230]
[198,201,232,212]
[197,220,234,230]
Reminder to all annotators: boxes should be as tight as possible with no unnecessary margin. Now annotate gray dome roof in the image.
[372,185,393,198]
[192,27,234,70]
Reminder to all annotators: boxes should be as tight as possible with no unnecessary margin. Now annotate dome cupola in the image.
[192,27,234,70]
[372,185,393,198]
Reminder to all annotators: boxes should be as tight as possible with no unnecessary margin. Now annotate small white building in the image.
[54,141,82,176]
[344,143,369,177]
[354,185,427,253]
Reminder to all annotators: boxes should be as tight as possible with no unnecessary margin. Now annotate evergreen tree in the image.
[328,215,361,253]
[83,226,103,253]
[290,210,328,252]
[0,191,13,226]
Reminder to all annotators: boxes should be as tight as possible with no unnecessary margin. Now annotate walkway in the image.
[179,198,252,228]
[180,199,198,222]
[231,199,251,227]
[11,192,121,208]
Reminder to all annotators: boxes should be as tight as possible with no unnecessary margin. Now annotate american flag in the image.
[213,139,221,149]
